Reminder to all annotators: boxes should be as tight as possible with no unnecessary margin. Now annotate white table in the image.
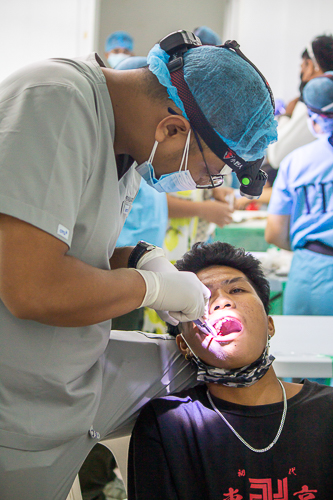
[270,315,333,378]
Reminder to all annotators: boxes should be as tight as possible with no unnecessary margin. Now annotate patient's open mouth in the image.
[212,317,243,341]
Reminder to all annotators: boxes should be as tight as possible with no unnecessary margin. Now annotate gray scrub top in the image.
[0,53,142,450]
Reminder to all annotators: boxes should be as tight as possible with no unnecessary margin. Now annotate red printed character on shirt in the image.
[249,477,288,499]
[223,487,243,500]
[293,485,317,499]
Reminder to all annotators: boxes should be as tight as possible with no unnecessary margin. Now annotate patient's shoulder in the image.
[144,385,206,415]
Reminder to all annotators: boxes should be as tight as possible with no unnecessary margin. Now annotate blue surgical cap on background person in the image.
[105,31,134,53]
[303,71,333,112]
[116,56,147,70]
[303,72,333,133]
[147,44,277,161]
[193,26,222,46]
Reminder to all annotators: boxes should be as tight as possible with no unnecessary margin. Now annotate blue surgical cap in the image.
[303,71,333,113]
[304,72,333,133]
[105,31,134,53]
[193,26,222,46]
[147,44,277,161]
[116,56,147,70]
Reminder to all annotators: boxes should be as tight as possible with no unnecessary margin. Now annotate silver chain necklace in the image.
[206,379,287,453]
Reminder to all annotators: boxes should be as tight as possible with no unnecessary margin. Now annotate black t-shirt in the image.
[128,380,333,500]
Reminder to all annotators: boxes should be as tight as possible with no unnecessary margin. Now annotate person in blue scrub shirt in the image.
[115,55,168,250]
[112,55,168,331]
[266,72,333,316]
[116,177,168,249]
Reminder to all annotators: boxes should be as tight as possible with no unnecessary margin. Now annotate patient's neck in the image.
[207,368,301,406]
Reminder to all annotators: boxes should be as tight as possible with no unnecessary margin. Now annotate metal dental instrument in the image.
[194,318,217,337]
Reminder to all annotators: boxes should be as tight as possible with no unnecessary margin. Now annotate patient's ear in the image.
[268,316,275,338]
[176,334,188,356]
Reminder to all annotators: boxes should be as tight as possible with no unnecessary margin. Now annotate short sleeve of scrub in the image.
[267,157,293,216]
[0,73,98,247]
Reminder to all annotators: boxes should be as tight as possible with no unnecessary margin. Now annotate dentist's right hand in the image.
[135,268,211,326]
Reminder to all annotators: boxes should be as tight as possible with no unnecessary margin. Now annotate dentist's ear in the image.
[155,114,191,143]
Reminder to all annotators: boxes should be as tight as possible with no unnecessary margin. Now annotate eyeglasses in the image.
[192,127,224,189]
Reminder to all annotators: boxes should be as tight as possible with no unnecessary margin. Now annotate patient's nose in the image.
[210,292,236,313]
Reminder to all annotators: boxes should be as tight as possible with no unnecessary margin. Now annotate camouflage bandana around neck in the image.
[182,335,275,388]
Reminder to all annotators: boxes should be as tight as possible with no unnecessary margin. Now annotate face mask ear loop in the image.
[181,333,199,361]
[148,140,159,164]
[265,334,272,356]
[179,129,191,172]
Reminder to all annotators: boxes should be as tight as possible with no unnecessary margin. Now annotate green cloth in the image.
[214,225,271,252]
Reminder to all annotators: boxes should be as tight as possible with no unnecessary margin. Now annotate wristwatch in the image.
[128,241,156,268]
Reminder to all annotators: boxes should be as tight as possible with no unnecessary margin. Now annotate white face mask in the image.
[135,130,197,193]
[107,53,130,69]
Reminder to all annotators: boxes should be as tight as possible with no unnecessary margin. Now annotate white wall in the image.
[0,0,100,83]
[97,0,227,62]
[224,0,333,103]
[0,0,331,104]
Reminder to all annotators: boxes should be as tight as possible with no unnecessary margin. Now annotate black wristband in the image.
[128,241,156,268]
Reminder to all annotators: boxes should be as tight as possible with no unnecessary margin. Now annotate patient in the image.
[128,241,333,499]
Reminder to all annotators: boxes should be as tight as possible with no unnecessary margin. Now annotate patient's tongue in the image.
[218,319,242,336]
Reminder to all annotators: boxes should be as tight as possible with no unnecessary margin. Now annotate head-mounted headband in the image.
[159,30,274,198]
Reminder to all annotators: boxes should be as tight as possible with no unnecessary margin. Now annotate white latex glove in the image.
[137,246,180,323]
[136,246,178,274]
[135,269,210,326]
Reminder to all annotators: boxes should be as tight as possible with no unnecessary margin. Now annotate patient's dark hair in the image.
[167,241,270,337]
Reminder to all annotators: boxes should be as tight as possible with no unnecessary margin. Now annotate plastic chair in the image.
[66,474,83,500]
[101,435,131,489]
[66,435,131,500]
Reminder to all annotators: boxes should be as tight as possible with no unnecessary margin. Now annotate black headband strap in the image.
[220,41,275,111]
[307,105,333,118]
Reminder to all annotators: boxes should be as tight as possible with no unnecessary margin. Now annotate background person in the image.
[112,55,169,333]
[193,25,222,46]
[128,242,333,499]
[265,72,333,317]
[267,34,333,169]
[105,30,134,68]
[0,30,277,499]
